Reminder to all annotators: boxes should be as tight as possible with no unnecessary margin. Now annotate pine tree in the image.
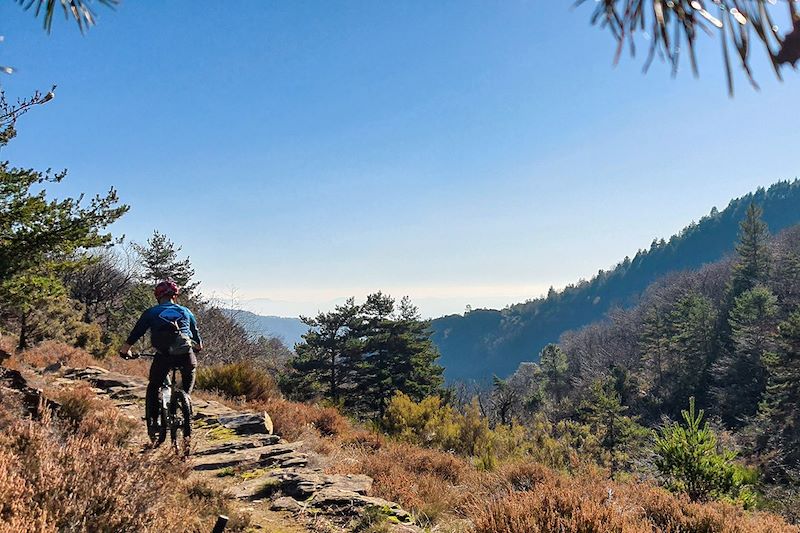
[731,203,771,298]
[134,231,198,293]
[580,376,648,475]
[640,306,670,394]
[0,116,127,347]
[0,160,127,283]
[282,298,360,403]
[661,293,717,416]
[714,286,778,427]
[353,294,443,417]
[757,310,800,481]
[539,343,569,403]
[654,397,754,504]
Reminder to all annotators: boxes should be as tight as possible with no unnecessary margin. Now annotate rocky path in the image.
[2,365,421,533]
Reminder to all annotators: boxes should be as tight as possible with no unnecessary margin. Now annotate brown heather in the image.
[2,339,151,378]
[470,464,799,533]
[0,386,248,532]
[254,397,352,441]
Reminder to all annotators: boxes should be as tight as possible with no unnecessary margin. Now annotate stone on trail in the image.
[309,487,412,522]
[270,496,302,513]
[216,412,272,435]
[264,411,273,434]
[192,443,307,471]
[43,361,63,374]
[193,435,280,457]
[278,470,373,499]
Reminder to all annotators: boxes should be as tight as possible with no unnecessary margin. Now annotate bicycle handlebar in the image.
[124,353,157,360]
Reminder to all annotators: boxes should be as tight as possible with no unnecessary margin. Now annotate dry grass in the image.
[2,340,150,378]
[53,383,138,445]
[330,442,800,532]
[0,384,249,533]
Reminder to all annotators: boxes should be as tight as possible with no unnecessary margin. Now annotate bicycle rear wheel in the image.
[146,398,168,447]
[170,389,192,457]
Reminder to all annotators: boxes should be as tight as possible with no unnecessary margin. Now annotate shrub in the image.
[383,392,461,450]
[250,397,352,441]
[196,362,279,402]
[54,384,137,445]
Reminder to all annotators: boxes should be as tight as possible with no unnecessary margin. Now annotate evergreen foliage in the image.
[283,293,444,418]
[579,377,649,475]
[654,397,755,505]
[284,298,360,403]
[757,310,800,481]
[731,203,771,298]
[714,286,778,426]
[0,92,127,349]
[539,343,569,403]
[133,230,198,294]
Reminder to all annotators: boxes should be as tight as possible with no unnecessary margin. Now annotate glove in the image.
[119,350,134,360]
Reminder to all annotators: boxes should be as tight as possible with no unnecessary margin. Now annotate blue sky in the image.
[1,1,798,317]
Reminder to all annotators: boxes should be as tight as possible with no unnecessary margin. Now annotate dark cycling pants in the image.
[146,351,197,419]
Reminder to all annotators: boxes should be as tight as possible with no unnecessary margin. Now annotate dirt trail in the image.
[12,364,420,533]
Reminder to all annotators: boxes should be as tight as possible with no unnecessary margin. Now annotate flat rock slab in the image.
[63,367,109,379]
[64,368,147,394]
[106,385,147,401]
[278,470,373,498]
[217,412,272,435]
[193,399,235,419]
[192,443,306,471]
[194,435,281,457]
[309,487,412,522]
[271,496,303,513]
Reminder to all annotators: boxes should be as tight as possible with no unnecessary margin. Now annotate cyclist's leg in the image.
[179,350,197,394]
[147,354,170,421]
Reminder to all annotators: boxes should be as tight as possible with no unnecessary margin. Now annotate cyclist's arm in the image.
[189,311,203,351]
[119,310,151,356]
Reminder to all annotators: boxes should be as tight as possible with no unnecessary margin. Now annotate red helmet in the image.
[154,279,180,300]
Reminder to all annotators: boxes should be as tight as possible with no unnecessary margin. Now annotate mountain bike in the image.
[130,353,193,458]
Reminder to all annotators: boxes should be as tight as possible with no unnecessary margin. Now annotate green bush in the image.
[196,362,278,402]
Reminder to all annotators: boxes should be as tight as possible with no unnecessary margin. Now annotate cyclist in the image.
[118,279,202,438]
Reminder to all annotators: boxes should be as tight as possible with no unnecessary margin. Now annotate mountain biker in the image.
[118,279,202,434]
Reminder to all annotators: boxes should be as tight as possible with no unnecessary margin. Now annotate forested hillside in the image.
[483,204,800,517]
[432,180,800,381]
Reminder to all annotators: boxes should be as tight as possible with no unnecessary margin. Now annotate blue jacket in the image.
[125,303,202,348]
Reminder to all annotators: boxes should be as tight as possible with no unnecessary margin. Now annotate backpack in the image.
[151,308,194,356]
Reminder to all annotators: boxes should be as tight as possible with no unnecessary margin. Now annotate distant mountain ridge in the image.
[431,179,800,382]
[226,310,308,348]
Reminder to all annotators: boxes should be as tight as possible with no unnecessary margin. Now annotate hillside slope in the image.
[432,180,800,381]
[227,310,308,348]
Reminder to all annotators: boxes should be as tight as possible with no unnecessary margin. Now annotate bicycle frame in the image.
[158,367,178,414]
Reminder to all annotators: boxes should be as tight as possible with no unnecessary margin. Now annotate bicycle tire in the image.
[145,397,169,447]
[170,389,192,456]
[156,404,169,446]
